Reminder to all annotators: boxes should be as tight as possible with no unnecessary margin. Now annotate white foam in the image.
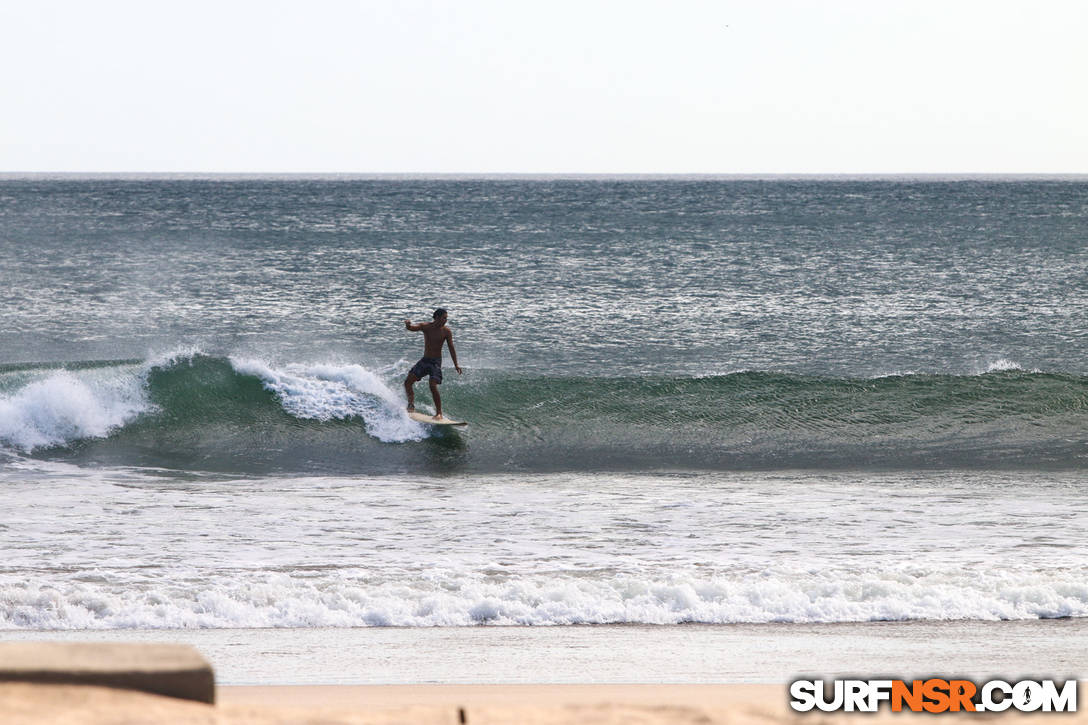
[3,566,1087,630]
[978,359,1042,374]
[984,359,1025,373]
[0,369,150,452]
[230,357,427,443]
[870,359,1044,378]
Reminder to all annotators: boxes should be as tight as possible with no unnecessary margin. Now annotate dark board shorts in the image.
[410,357,443,383]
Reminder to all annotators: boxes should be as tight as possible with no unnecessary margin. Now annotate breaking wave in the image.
[1,352,1086,473]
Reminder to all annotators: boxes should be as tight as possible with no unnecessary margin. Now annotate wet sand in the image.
[6,619,1088,685]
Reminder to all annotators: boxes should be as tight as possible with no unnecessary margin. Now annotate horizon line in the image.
[2,172,1087,181]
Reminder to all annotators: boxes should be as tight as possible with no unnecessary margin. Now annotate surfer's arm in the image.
[446,330,462,374]
[404,319,424,331]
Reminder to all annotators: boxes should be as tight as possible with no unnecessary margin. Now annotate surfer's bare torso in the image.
[415,321,452,359]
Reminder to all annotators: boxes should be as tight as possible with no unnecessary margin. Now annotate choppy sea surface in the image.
[1,176,1086,631]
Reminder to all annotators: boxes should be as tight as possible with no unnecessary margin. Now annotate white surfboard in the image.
[408,410,467,426]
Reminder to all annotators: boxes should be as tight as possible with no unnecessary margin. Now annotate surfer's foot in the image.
[434,413,444,419]
[406,405,415,412]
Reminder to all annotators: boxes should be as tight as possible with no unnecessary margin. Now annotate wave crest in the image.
[0,351,424,453]
[230,357,425,443]
[0,368,149,451]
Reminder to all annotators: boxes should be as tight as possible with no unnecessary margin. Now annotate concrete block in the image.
[0,642,215,704]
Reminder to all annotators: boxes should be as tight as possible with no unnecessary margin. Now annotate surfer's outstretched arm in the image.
[404,319,424,331]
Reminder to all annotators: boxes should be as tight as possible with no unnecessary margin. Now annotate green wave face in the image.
[2,354,1086,474]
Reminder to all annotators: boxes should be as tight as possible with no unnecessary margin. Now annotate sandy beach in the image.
[1,682,774,725]
[3,682,1086,724]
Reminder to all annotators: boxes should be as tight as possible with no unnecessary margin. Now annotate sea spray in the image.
[229,357,426,443]
[0,367,150,451]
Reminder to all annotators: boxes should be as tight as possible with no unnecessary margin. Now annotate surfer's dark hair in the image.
[433,308,447,319]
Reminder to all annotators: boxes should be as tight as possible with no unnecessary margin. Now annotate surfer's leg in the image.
[429,378,442,418]
[404,373,419,411]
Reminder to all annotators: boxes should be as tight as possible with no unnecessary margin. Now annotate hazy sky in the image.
[2,0,1085,173]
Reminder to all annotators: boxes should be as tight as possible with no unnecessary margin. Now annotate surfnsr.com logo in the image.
[790,679,1078,713]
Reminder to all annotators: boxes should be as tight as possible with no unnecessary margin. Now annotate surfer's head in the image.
[433,308,447,322]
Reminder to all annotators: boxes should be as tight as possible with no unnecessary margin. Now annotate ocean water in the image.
[1,177,1087,640]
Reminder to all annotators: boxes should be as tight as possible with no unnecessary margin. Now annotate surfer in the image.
[403,308,462,419]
